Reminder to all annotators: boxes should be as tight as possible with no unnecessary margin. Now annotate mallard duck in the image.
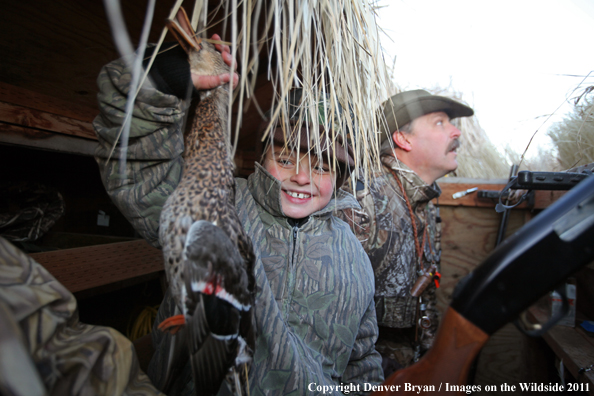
[156,8,256,396]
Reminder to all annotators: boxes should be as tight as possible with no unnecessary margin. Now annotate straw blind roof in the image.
[105,0,395,182]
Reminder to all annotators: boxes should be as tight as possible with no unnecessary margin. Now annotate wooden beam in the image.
[436,206,527,311]
[0,123,97,156]
[0,101,95,140]
[533,190,567,210]
[30,240,164,294]
[437,181,508,208]
[0,81,97,123]
[0,1,175,114]
[528,306,594,390]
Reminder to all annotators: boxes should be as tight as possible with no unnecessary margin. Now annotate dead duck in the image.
[156,8,256,396]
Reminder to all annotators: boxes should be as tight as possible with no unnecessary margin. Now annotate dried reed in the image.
[548,86,594,170]
[104,0,394,185]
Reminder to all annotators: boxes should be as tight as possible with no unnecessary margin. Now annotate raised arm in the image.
[93,36,238,247]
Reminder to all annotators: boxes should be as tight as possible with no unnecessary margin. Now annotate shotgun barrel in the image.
[375,173,594,395]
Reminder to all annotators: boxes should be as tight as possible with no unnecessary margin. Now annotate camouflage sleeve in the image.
[356,188,377,251]
[0,237,163,395]
[340,289,385,393]
[93,57,189,247]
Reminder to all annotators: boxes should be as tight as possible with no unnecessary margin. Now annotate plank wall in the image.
[435,178,576,395]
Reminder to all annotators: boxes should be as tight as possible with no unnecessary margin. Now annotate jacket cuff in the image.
[143,42,199,99]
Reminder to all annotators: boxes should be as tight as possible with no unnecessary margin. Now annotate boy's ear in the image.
[392,130,412,152]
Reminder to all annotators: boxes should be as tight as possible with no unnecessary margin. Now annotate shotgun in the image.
[373,173,594,395]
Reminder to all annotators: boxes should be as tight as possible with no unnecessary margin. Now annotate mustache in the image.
[447,139,460,153]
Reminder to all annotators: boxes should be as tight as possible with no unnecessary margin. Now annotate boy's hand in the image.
[191,34,239,91]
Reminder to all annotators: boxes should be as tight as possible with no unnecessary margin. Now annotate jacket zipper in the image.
[290,224,299,271]
[292,225,298,246]
[283,224,300,320]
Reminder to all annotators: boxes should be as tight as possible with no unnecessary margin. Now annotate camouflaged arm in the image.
[340,288,385,393]
[0,237,164,395]
[93,57,190,247]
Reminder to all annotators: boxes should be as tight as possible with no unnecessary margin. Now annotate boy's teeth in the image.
[287,191,311,199]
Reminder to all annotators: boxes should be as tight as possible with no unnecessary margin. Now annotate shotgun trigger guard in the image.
[513,285,569,337]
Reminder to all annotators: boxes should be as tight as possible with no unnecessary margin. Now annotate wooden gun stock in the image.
[373,173,594,395]
[373,308,488,395]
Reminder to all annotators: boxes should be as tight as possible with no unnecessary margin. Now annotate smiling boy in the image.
[93,37,383,394]
[265,145,335,219]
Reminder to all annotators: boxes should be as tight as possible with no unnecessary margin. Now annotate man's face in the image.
[402,111,462,183]
[263,145,336,219]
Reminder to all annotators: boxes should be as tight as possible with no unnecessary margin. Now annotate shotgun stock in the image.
[375,173,594,395]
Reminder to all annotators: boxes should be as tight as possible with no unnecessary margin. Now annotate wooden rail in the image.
[30,240,164,295]
[0,81,98,155]
[437,179,566,209]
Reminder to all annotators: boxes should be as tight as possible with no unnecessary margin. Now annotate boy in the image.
[93,39,383,395]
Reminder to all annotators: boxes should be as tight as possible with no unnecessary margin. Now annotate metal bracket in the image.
[511,171,589,191]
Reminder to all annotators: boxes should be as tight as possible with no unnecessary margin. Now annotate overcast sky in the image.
[375,0,594,158]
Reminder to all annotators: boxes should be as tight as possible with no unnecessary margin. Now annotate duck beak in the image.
[166,7,203,54]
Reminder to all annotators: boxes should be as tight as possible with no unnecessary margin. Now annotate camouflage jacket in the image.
[340,155,442,349]
[93,57,383,394]
[0,237,163,396]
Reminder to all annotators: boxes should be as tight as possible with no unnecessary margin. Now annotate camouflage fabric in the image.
[237,164,383,394]
[150,165,384,395]
[339,155,442,367]
[93,57,384,394]
[93,58,187,248]
[0,181,65,242]
[0,236,163,396]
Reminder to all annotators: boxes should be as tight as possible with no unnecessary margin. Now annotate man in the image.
[341,89,474,376]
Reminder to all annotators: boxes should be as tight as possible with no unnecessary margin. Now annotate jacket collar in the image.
[380,154,441,207]
[247,163,360,222]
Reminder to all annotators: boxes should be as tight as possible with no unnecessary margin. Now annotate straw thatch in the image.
[104,0,395,183]
[248,0,395,180]
[110,0,574,182]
